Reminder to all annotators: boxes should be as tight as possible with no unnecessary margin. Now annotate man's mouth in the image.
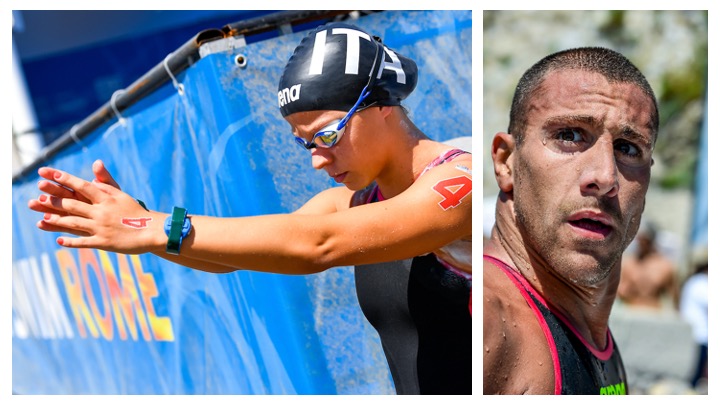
[567,212,614,239]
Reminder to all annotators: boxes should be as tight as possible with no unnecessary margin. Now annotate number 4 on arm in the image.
[432,175,472,210]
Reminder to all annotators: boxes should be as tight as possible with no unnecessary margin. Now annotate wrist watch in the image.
[164,207,191,255]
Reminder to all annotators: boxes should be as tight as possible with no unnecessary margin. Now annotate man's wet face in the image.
[512,69,654,285]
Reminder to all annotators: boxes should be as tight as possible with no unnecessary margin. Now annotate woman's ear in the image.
[491,132,516,193]
[377,105,394,119]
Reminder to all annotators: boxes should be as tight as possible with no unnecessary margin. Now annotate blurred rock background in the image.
[483,10,708,395]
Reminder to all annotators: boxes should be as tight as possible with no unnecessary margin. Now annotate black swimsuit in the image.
[354,149,472,395]
[485,255,628,395]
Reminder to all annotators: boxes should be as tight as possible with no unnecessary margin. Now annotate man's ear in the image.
[491,132,516,193]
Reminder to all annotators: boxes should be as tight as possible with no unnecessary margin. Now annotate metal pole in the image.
[12,10,364,182]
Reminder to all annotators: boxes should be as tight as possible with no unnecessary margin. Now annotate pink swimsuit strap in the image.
[367,148,470,203]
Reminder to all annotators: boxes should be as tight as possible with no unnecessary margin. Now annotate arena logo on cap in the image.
[278,84,301,107]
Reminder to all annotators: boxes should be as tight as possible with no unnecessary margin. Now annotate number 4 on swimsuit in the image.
[432,175,472,210]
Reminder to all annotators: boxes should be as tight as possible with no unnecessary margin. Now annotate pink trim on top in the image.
[484,255,614,361]
[365,149,469,205]
[484,255,562,395]
[373,186,385,202]
[420,149,469,177]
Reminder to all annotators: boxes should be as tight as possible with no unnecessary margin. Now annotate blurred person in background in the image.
[679,247,708,392]
[617,221,679,310]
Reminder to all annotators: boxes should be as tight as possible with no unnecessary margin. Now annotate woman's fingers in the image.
[37,179,91,203]
[28,195,70,216]
[36,218,93,237]
[38,167,107,204]
[55,235,103,249]
[92,160,121,190]
[37,163,123,206]
[30,194,94,219]
[32,165,155,255]
[38,212,96,235]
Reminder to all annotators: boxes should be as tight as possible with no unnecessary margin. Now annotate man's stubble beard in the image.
[512,162,639,287]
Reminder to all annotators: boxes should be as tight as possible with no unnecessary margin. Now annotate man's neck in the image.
[488,196,619,349]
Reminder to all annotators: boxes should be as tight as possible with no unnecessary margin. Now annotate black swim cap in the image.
[278,22,418,117]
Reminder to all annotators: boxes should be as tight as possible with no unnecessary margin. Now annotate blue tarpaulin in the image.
[12,10,472,394]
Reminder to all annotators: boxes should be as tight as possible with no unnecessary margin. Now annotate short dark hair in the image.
[508,47,659,143]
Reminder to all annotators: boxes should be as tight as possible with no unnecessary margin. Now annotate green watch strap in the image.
[166,207,188,255]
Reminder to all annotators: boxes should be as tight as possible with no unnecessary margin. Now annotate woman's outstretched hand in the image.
[28,161,164,254]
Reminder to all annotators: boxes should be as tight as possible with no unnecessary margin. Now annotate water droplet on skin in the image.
[541,138,547,146]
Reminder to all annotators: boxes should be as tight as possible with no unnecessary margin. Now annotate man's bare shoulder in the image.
[483,255,556,394]
[483,256,512,309]
[483,256,530,341]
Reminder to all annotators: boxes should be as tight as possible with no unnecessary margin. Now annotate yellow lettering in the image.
[100,251,151,341]
[79,249,113,340]
[132,256,174,341]
[56,250,98,338]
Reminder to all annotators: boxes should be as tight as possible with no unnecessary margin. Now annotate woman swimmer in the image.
[28,22,472,394]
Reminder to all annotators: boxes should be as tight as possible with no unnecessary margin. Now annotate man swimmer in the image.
[483,47,658,395]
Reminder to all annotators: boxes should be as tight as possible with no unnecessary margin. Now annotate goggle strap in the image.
[338,86,370,130]
[338,38,383,131]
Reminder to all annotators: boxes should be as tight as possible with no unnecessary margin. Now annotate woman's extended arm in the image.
[30,160,471,275]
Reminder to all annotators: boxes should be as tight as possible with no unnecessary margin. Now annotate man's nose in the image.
[579,139,619,198]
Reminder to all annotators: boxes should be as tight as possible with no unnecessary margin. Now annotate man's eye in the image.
[557,128,582,142]
[615,140,641,157]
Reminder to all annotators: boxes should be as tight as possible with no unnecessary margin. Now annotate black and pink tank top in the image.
[484,254,628,395]
[354,148,472,394]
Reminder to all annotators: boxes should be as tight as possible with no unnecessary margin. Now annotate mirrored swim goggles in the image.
[294,35,384,151]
